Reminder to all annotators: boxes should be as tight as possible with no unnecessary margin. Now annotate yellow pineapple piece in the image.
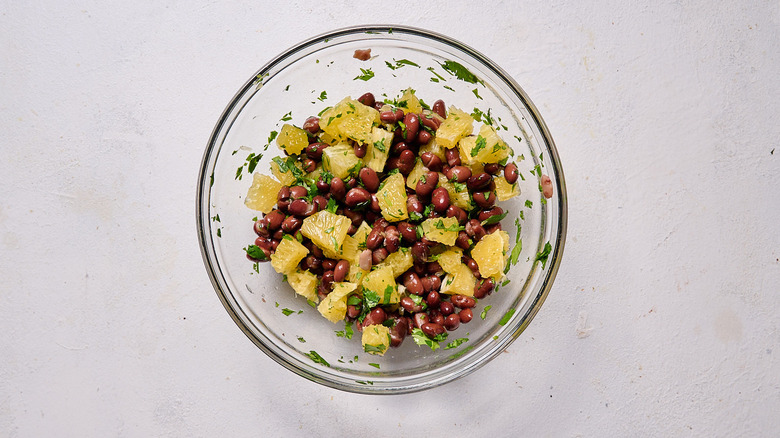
[437,175,472,210]
[270,235,309,275]
[470,230,509,280]
[270,159,297,186]
[361,324,391,356]
[352,221,372,247]
[436,106,474,149]
[494,176,520,201]
[361,264,399,304]
[397,88,423,114]
[440,263,476,296]
[245,173,282,214]
[276,123,309,155]
[376,172,408,221]
[346,264,369,285]
[318,97,379,145]
[317,281,358,323]
[321,142,362,180]
[418,137,446,161]
[363,127,393,173]
[405,158,426,190]
[331,234,361,264]
[300,210,351,255]
[436,248,463,274]
[420,217,460,246]
[459,125,509,165]
[286,269,318,302]
[379,249,413,278]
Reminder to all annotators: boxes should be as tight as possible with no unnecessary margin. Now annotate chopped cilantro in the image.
[472,88,482,100]
[534,242,552,268]
[498,309,515,326]
[281,308,295,316]
[411,328,442,351]
[244,245,268,261]
[335,321,354,339]
[280,111,292,122]
[470,135,487,157]
[439,60,482,84]
[297,336,306,343]
[480,305,492,320]
[368,362,381,369]
[317,90,327,101]
[525,200,533,208]
[305,350,330,367]
[444,337,469,349]
[354,68,374,81]
[481,211,508,226]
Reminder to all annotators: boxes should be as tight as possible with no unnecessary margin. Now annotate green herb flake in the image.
[480,305,492,320]
[534,242,552,268]
[297,336,306,343]
[317,90,327,101]
[280,111,293,122]
[411,328,441,351]
[525,200,533,208]
[305,350,330,367]
[439,60,482,84]
[443,85,455,92]
[244,245,268,261]
[481,211,508,226]
[281,308,295,316]
[335,321,354,339]
[354,68,375,81]
[499,309,515,326]
[368,362,381,369]
[444,337,469,349]
[472,88,483,100]
[471,135,487,157]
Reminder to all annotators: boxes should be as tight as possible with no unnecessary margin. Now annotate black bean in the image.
[421,322,446,338]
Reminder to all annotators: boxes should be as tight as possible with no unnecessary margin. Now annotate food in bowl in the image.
[243,87,537,356]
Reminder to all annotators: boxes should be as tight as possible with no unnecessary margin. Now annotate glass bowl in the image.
[197,25,567,394]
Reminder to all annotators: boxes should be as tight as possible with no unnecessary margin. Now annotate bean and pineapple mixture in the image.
[244,89,522,356]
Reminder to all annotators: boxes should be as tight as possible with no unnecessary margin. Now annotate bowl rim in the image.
[197,24,567,394]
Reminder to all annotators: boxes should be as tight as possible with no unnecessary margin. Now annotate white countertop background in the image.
[2,1,779,436]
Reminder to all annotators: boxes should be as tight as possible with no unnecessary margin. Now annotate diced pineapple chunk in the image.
[322,142,362,180]
[494,176,520,201]
[436,106,474,149]
[346,264,369,285]
[300,210,351,255]
[438,175,472,210]
[270,235,309,275]
[331,234,361,264]
[418,138,446,161]
[245,173,282,214]
[287,269,318,302]
[276,123,309,155]
[436,248,463,274]
[420,217,460,246]
[379,248,413,278]
[362,324,391,356]
[363,127,393,172]
[270,159,297,186]
[459,125,509,164]
[440,263,476,296]
[406,158,426,190]
[471,230,509,280]
[376,172,408,222]
[397,88,423,114]
[352,221,372,247]
[317,282,357,323]
[318,97,379,145]
[361,264,399,304]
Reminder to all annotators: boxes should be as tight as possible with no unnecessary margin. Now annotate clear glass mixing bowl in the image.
[197,25,567,394]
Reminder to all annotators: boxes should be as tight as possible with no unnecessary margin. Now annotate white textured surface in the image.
[2,1,779,436]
